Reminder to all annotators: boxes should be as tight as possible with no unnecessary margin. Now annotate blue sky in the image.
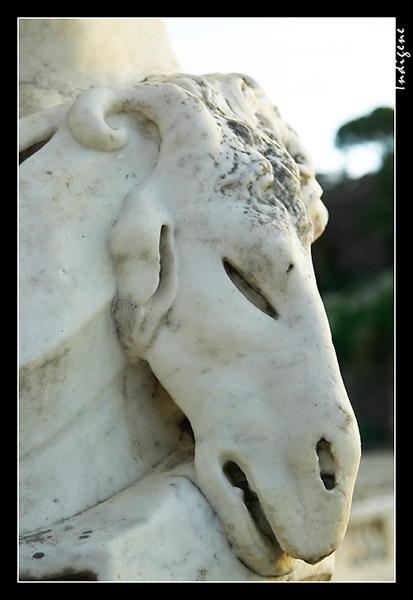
[163,17,395,177]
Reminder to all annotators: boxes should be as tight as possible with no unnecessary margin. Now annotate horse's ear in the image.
[110,191,178,359]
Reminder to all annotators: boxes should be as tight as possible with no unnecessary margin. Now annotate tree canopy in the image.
[335,106,394,157]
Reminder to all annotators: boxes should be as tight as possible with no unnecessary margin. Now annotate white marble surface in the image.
[19,19,181,117]
[19,22,360,580]
[19,446,335,582]
[19,108,185,534]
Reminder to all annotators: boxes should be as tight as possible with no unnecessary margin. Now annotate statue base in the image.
[19,448,334,582]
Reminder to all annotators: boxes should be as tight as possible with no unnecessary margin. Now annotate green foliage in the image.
[313,106,394,448]
[324,273,393,364]
[335,106,394,157]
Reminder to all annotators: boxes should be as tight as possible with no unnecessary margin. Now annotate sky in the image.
[163,17,396,178]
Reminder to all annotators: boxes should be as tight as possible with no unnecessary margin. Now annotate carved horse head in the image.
[20,74,360,577]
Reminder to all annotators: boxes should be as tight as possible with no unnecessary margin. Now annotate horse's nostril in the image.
[316,439,336,490]
[223,461,253,499]
[223,461,277,545]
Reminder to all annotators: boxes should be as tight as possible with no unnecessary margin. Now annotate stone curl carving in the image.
[66,74,327,241]
[19,73,360,580]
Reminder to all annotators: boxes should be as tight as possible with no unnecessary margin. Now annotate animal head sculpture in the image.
[20,74,360,577]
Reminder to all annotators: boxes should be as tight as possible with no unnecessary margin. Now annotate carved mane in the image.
[20,74,328,245]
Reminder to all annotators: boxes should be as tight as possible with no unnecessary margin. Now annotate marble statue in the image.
[19,20,360,582]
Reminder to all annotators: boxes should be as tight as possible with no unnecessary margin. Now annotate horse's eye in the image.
[223,258,279,320]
